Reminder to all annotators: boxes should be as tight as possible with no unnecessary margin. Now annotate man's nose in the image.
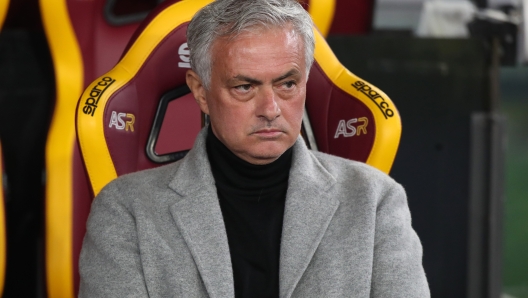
[257,87,281,121]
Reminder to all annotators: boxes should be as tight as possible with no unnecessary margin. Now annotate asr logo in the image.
[178,43,191,68]
[109,111,135,132]
[334,117,368,139]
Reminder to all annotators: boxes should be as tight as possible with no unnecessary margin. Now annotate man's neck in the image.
[205,124,293,195]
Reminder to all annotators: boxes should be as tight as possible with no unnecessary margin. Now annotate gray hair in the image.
[186,0,315,89]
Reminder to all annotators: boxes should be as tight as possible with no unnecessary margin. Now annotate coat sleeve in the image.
[370,183,430,298]
[78,181,149,297]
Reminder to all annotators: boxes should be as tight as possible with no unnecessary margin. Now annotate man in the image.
[79,0,430,297]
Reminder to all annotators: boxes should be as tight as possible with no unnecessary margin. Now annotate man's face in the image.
[187,25,307,165]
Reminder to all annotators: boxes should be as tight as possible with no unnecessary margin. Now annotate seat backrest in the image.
[306,31,401,172]
[40,0,161,296]
[43,0,337,295]
[76,0,401,196]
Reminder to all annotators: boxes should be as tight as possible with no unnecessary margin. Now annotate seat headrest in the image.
[77,0,401,196]
[306,30,400,171]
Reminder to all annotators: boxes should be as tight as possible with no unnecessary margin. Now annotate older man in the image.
[79,0,430,297]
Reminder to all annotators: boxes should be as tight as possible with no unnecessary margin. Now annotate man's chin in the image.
[243,146,291,165]
[244,155,281,165]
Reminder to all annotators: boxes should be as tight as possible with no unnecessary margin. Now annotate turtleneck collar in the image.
[206,125,292,200]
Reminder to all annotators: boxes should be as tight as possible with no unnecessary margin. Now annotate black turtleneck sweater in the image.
[206,126,292,298]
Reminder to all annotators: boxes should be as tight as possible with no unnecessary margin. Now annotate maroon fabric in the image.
[67,0,144,86]
[306,63,375,162]
[66,0,155,294]
[104,24,192,176]
[328,0,374,35]
[155,93,201,155]
[121,0,184,58]
[104,23,377,177]
[73,0,377,294]
[72,140,92,296]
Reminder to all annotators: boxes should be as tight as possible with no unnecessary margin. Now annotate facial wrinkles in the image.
[234,30,302,135]
[225,27,303,77]
[208,26,306,143]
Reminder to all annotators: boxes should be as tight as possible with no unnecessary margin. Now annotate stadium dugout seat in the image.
[76,0,401,197]
[40,0,164,296]
[41,0,336,296]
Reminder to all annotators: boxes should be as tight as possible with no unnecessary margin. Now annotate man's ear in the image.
[186,69,209,115]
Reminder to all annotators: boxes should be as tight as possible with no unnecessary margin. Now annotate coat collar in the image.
[168,128,234,298]
[168,128,339,298]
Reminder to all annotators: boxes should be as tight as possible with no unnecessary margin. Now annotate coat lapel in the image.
[168,129,234,298]
[166,128,339,298]
[279,140,340,298]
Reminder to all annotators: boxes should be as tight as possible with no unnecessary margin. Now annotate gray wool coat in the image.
[79,128,430,297]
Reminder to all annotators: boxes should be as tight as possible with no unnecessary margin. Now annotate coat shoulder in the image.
[312,151,398,186]
[95,160,183,206]
[309,150,403,200]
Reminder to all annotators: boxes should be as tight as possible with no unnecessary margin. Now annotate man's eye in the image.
[283,81,296,89]
[235,84,251,92]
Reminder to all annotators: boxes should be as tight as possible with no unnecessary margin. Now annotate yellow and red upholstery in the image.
[305,0,335,37]
[77,0,401,196]
[40,0,162,296]
[306,31,400,171]
[0,4,9,294]
[42,0,337,295]
[0,0,8,30]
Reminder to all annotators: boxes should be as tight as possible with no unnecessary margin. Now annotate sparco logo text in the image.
[351,81,394,119]
[82,77,115,117]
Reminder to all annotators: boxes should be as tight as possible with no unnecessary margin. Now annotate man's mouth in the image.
[253,128,284,138]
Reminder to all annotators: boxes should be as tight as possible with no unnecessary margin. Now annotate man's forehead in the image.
[228,68,302,84]
[217,39,303,73]
[213,31,303,62]
[213,23,301,50]
[206,23,306,83]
